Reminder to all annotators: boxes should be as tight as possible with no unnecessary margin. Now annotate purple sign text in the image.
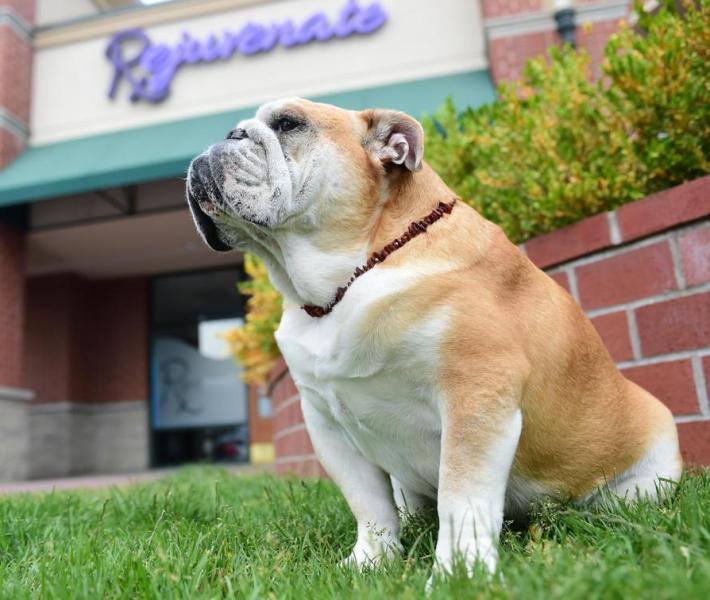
[106,0,388,104]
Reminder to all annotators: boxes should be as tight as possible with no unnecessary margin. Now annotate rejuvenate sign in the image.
[106,0,388,104]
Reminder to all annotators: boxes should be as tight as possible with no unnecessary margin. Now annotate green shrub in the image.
[423,0,709,243]
[230,0,709,381]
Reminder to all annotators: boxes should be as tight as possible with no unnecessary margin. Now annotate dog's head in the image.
[186,98,423,253]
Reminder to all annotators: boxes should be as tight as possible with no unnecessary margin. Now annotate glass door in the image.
[149,267,249,466]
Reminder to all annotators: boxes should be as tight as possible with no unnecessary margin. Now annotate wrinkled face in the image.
[186,98,423,252]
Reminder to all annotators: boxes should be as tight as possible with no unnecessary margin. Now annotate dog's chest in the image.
[276,301,447,497]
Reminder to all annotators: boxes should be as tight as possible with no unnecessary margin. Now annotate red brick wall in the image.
[24,274,149,404]
[272,176,710,475]
[77,277,148,403]
[0,0,31,381]
[0,0,33,168]
[247,385,274,445]
[482,0,544,19]
[0,223,25,387]
[24,274,81,402]
[0,25,32,125]
[482,0,628,84]
[1,0,34,24]
[0,128,23,169]
[271,358,326,477]
[526,176,710,465]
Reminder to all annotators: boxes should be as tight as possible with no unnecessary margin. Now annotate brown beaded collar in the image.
[302,198,457,318]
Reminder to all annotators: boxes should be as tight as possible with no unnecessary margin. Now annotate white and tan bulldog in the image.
[186,98,682,580]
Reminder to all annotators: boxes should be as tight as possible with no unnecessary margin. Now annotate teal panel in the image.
[0,69,495,206]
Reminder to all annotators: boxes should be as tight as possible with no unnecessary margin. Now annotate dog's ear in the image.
[362,109,424,172]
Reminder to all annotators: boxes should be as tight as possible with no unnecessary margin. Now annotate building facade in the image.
[1,0,630,481]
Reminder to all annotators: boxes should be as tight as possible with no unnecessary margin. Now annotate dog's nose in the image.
[226,127,248,141]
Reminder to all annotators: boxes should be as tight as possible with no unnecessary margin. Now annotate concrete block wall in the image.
[272,176,710,476]
[26,401,149,479]
[0,387,32,480]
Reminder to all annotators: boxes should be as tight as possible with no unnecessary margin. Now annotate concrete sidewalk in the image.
[0,464,273,495]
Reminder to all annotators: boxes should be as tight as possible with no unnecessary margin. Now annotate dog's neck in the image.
[252,165,469,310]
[367,164,454,251]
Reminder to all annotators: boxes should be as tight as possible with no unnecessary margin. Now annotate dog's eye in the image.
[274,117,299,133]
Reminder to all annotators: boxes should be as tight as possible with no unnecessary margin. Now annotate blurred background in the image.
[1,0,707,483]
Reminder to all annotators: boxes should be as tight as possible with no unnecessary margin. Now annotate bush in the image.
[229,0,709,383]
[222,254,282,384]
[422,0,709,243]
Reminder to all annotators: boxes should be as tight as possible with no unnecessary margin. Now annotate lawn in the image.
[1,467,708,599]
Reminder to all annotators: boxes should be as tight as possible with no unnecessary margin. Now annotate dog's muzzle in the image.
[186,152,232,252]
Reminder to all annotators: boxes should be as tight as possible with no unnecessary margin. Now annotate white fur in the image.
[277,263,534,577]
[277,269,450,502]
[588,426,682,504]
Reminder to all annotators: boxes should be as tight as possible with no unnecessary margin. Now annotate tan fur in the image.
[330,115,681,501]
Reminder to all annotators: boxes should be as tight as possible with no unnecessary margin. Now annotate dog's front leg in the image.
[301,392,402,568]
[433,384,523,580]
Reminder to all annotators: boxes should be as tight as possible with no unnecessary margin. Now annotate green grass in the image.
[1,468,709,599]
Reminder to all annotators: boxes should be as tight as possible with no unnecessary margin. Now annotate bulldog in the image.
[186,98,682,580]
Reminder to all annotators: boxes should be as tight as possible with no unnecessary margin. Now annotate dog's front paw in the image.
[338,536,403,570]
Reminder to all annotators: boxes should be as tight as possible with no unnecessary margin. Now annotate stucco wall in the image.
[30,0,488,145]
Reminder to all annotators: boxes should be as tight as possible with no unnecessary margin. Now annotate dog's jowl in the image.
[186,98,682,581]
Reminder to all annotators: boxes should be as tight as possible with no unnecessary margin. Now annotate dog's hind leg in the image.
[584,395,683,506]
[604,425,683,502]
[391,476,433,519]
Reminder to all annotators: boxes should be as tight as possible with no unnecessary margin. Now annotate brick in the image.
[0,128,23,168]
[679,225,710,287]
[678,421,710,466]
[490,17,619,84]
[274,426,314,458]
[525,212,611,269]
[2,0,36,25]
[481,0,543,19]
[0,223,25,387]
[80,278,148,403]
[0,25,33,127]
[275,457,324,478]
[274,395,304,430]
[703,356,710,402]
[617,176,710,242]
[547,270,571,294]
[621,359,699,416]
[269,356,287,378]
[24,275,148,404]
[591,311,634,362]
[577,242,676,310]
[488,29,558,85]
[636,291,710,357]
[271,372,298,407]
[247,385,273,445]
[576,19,620,79]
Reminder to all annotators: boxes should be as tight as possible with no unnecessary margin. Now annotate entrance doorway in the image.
[149,267,249,467]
